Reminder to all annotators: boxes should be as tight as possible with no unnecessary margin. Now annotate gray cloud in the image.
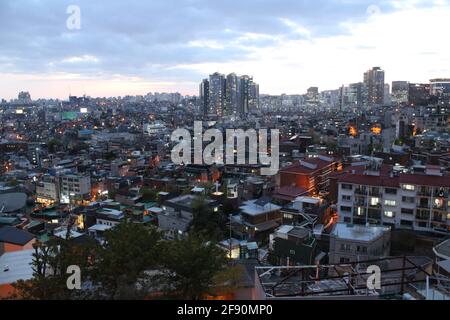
[0,0,439,86]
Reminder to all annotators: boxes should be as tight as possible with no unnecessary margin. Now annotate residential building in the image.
[329,223,391,264]
[336,165,450,233]
[279,155,342,196]
[59,173,91,205]
[364,67,385,105]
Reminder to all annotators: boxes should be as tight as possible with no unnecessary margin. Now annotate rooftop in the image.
[240,200,281,216]
[0,249,34,285]
[331,223,390,242]
[0,226,35,246]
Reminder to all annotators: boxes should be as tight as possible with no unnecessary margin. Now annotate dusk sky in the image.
[1,0,449,100]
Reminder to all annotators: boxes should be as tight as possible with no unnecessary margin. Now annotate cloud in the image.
[0,0,448,99]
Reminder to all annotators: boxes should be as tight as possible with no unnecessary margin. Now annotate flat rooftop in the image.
[331,223,390,242]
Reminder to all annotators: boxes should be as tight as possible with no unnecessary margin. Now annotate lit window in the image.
[403,184,415,191]
[384,200,396,207]
[370,198,380,206]
[384,211,395,218]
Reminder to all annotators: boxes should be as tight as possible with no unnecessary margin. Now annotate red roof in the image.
[337,172,450,188]
[280,158,338,174]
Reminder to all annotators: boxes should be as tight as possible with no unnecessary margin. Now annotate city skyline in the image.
[1,0,450,99]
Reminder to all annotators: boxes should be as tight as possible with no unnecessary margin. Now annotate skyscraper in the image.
[364,67,385,105]
[208,72,226,116]
[226,73,239,116]
[199,79,210,115]
[345,82,366,107]
[248,81,260,112]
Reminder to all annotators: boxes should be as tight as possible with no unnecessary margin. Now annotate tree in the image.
[90,222,162,299]
[190,196,223,241]
[140,187,157,202]
[11,236,96,300]
[159,235,227,300]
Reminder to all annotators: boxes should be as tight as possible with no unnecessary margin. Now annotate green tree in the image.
[140,187,157,202]
[190,196,223,241]
[90,222,162,299]
[11,235,96,300]
[159,235,227,300]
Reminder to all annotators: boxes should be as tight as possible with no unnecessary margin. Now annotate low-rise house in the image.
[329,223,391,264]
[0,226,36,254]
[158,195,219,239]
[269,225,318,266]
[231,198,282,244]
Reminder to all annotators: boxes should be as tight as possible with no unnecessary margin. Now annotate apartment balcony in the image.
[417,190,432,197]
[431,215,445,223]
[416,203,431,209]
[368,203,382,209]
[415,215,430,222]
[355,188,368,195]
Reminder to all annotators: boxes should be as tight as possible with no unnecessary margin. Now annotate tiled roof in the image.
[0,226,35,246]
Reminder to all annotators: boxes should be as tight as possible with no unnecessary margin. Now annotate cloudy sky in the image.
[0,0,449,99]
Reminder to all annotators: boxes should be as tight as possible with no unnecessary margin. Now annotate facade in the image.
[408,83,431,106]
[430,78,450,106]
[199,79,210,116]
[392,81,409,105]
[59,174,91,205]
[226,73,239,116]
[336,166,450,233]
[231,198,282,244]
[36,175,59,206]
[279,156,342,196]
[269,225,317,266]
[364,67,385,105]
[209,72,226,116]
[329,223,391,264]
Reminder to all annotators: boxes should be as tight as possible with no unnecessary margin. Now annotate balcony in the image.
[416,203,430,209]
[417,190,432,197]
[354,201,367,207]
[369,190,382,197]
[415,215,430,221]
[355,188,368,195]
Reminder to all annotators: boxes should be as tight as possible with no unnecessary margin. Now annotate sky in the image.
[0,0,449,100]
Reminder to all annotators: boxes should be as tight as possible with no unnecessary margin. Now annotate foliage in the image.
[190,196,223,241]
[90,222,162,299]
[158,235,227,300]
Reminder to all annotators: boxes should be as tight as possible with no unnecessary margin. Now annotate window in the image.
[283,213,293,220]
[402,196,415,204]
[402,184,415,191]
[340,206,352,212]
[401,220,413,226]
[342,184,353,190]
[340,257,350,264]
[384,211,395,218]
[289,250,296,255]
[385,188,397,195]
[357,246,367,253]
[401,208,414,215]
[384,200,396,207]
[356,207,364,216]
[342,195,351,202]
[370,197,380,206]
